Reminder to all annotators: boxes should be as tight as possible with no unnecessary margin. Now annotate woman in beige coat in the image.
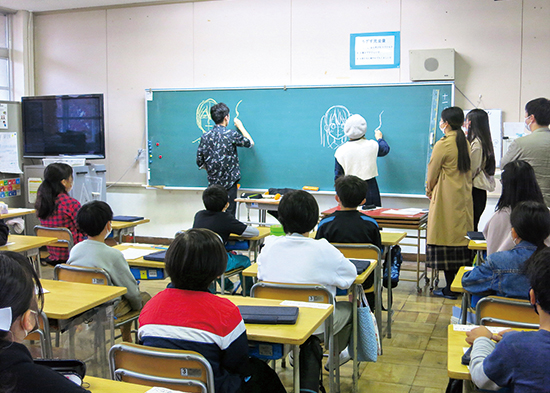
[426,106,473,299]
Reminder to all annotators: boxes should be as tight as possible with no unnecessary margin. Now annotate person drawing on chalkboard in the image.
[334,114,390,207]
[196,102,254,217]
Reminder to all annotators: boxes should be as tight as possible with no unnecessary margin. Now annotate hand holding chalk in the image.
[234,118,243,130]
[375,130,383,141]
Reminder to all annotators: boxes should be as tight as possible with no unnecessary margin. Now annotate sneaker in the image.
[432,288,458,300]
[288,350,294,367]
[231,281,242,295]
[324,347,351,371]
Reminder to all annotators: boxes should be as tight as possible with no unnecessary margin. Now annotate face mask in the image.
[525,116,532,132]
[439,121,446,132]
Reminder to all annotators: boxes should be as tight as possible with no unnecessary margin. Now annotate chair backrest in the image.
[475,295,539,329]
[34,225,74,250]
[54,264,113,286]
[109,343,215,393]
[330,243,381,262]
[250,281,334,304]
[25,311,52,359]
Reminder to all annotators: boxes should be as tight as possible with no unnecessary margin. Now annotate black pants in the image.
[472,187,487,231]
[226,182,239,217]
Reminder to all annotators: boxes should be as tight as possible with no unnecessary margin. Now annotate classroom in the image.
[0,0,549,392]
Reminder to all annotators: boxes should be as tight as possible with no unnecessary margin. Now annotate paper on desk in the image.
[453,324,510,334]
[464,266,474,271]
[121,248,158,260]
[383,208,423,216]
[36,286,49,294]
[1,242,14,247]
[280,300,332,309]
[146,388,182,393]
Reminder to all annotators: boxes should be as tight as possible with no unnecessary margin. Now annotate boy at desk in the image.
[258,190,357,391]
[193,184,259,294]
[316,175,382,308]
[67,201,150,342]
[465,247,550,392]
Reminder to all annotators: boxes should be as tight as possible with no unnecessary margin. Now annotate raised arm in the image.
[234,118,255,147]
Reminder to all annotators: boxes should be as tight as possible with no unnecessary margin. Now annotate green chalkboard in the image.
[146,83,453,194]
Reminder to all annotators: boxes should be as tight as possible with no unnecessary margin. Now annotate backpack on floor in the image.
[383,245,403,289]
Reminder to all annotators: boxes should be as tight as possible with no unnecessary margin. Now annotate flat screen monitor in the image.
[22,94,105,159]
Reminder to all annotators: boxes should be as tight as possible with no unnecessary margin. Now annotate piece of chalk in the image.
[302,186,319,191]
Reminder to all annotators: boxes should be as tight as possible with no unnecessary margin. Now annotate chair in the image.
[109,343,215,393]
[25,311,53,359]
[250,281,338,393]
[54,264,141,343]
[34,225,74,250]
[475,295,539,329]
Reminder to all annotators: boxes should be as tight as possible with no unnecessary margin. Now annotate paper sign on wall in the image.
[0,103,7,129]
[0,132,22,173]
[350,32,400,69]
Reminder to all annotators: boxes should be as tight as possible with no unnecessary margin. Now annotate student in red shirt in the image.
[35,163,84,265]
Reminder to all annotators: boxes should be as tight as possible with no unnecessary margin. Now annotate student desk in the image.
[220,295,333,393]
[41,279,127,377]
[322,206,428,293]
[0,234,58,277]
[468,239,487,263]
[235,197,280,225]
[0,207,36,219]
[83,376,150,392]
[451,266,474,324]
[111,219,150,243]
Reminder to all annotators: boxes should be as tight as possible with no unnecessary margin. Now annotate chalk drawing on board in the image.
[320,105,350,149]
[374,110,385,133]
[194,98,218,143]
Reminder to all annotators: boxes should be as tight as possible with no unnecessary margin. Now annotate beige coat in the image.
[426,131,473,246]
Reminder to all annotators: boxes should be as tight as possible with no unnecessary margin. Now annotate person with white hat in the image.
[334,114,390,207]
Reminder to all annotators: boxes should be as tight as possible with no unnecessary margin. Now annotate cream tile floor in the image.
[40,259,457,392]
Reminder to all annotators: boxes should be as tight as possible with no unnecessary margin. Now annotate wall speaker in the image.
[409,48,455,81]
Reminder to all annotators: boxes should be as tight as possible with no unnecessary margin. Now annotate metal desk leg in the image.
[293,344,300,393]
[461,292,470,324]
[373,260,383,352]
[385,246,393,338]
[352,284,358,393]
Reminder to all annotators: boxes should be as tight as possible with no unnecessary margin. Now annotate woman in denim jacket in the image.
[463,201,550,306]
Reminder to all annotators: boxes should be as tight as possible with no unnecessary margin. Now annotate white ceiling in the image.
[0,0,190,13]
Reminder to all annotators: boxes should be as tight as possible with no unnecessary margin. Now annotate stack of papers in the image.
[383,208,424,216]
[120,248,159,260]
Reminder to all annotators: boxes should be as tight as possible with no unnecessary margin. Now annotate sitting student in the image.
[139,229,285,393]
[258,190,357,391]
[465,246,550,392]
[0,251,88,392]
[35,163,85,265]
[193,184,259,293]
[0,220,8,246]
[67,200,150,342]
[463,201,550,305]
[316,175,382,304]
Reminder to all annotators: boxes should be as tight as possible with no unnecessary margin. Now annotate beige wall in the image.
[26,0,549,237]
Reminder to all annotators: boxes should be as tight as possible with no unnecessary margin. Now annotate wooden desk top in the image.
[235,198,281,206]
[229,226,271,241]
[220,295,333,345]
[381,231,407,246]
[0,208,36,219]
[468,239,487,251]
[450,266,473,293]
[447,325,472,380]
[84,376,150,392]
[41,279,126,320]
[111,219,150,230]
[0,235,58,253]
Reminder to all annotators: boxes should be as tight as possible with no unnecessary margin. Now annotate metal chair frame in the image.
[475,295,539,329]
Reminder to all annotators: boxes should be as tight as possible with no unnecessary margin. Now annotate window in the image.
[0,13,10,101]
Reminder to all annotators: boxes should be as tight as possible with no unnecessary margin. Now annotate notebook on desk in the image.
[238,305,299,324]
[143,250,166,261]
[112,215,144,222]
[350,259,371,274]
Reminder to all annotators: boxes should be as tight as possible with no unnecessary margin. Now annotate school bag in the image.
[383,245,403,288]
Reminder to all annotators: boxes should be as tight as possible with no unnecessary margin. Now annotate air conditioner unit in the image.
[409,49,455,81]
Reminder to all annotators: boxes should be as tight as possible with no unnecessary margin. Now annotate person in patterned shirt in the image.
[196,102,255,217]
[35,163,85,265]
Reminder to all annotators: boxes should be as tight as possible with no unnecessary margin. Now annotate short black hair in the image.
[524,247,550,314]
[210,103,230,125]
[0,251,44,341]
[76,201,113,237]
[278,190,319,234]
[166,228,227,291]
[202,184,228,212]
[525,97,550,126]
[496,160,545,211]
[335,175,367,208]
[510,201,550,250]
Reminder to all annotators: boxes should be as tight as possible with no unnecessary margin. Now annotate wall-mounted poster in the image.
[350,31,400,69]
